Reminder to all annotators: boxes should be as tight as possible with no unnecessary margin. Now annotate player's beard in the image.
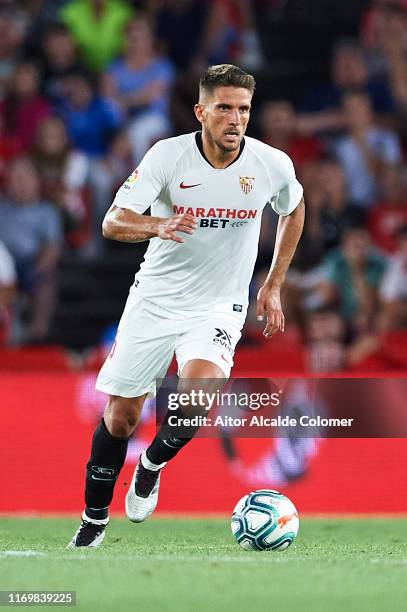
[206,125,242,154]
[217,139,241,153]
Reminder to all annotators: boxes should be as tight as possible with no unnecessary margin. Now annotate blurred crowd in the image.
[0,0,406,372]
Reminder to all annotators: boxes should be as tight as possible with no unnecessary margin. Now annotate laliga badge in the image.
[123,167,140,191]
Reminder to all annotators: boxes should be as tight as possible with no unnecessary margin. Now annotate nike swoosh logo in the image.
[221,354,230,364]
[180,181,202,189]
[91,475,115,481]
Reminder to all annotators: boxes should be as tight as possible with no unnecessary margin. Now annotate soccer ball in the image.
[231,489,299,551]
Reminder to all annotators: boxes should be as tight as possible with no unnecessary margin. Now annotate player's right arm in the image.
[102,140,197,243]
[102,205,197,244]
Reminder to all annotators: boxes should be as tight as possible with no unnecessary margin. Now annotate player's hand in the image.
[157,213,197,243]
[256,284,285,338]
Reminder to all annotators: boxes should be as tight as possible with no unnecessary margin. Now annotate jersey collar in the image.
[195,131,245,169]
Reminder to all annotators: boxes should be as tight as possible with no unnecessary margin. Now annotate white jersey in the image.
[113,132,303,316]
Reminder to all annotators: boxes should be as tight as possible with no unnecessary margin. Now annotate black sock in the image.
[85,418,129,520]
[146,407,201,464]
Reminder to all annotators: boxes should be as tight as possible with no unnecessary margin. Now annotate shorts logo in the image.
[239,176,255,194]
[213,328,233,355]
[233,304,243,312]
[215,328,231,345]
[123,168,140,191]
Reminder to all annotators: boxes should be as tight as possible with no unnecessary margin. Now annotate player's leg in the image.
[128,316,243,522]
[85,394,147,519]
[67,393,146,548]
[68,292,177,544]
[127,359,225,523]
[145,359,225,464]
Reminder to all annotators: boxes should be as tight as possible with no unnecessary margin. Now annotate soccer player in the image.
[67,64,305,548]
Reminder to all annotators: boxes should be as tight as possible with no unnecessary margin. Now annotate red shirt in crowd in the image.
[368,202,407,254]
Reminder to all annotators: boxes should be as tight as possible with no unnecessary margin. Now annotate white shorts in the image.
[96,288,245,398]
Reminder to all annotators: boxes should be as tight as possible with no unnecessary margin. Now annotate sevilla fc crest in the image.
[239,176,255,194]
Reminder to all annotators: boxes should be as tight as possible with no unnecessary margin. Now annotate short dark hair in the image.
[199,64,255,97]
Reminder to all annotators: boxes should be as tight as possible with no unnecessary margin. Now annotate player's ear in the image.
[194,103,205,124]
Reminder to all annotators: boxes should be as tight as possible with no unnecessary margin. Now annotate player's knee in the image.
[104,396,143,438]
[106,414,135,438]
[104,411,130,438]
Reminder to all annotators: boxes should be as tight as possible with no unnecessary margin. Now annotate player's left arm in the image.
[257,197,305,338]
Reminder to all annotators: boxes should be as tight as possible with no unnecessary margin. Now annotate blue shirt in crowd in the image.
[58,96,123,157]
[107,56,174,118]
[0,199,62,263]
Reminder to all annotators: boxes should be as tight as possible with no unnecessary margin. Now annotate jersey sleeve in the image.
[269,151,303,216]
[113,141,169,214]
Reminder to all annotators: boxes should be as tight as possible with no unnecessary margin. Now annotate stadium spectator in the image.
[0,157,62,342]
[295,159,359,270]
[39,23,87,107]
[367,164,407,253]
[90,129,134,206]
[304,309,346,372]
[154,0,264,72]
[30,116,89,238]
[298,40,394,135]
[0,240,17,345]
[0,114,23,187]
[85,129,134,255]
[154,0,213,69]
[375,6,407,134]
[319,224,387,335]
[20,0,71,61]
[259,100,324,173]
[56,70,126,252]
[59,0,134,72]
[154,0,263,71]
[360,0,407,80]
[187,0,264,70]
[303,305,383,371]
[378,225,407,331]
[0,9,25,102]
[251,159,362,336]
[253,103,324,305]
[0,62,51,150]
[332,91,401,208]
[56,71,123,158]
[102,16,175,163]
[212,0,265,70]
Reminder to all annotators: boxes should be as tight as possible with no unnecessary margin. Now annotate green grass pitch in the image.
[1,517,407,612]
